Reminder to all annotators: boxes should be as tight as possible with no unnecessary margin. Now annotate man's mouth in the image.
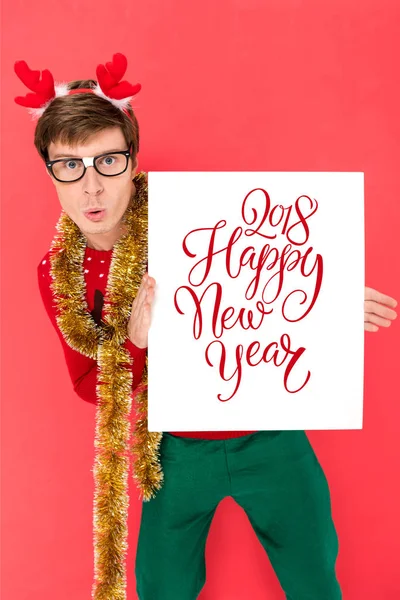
[84,209,106,222]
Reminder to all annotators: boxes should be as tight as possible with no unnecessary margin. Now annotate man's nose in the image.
[83,163,103,193]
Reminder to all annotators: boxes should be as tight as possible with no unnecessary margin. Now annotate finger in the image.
[364,312,392,328]
[133,274,147,301]
[364,300,398,321]
[146,286,155,303]
[146,278,156,291]
[364,286,398,308]
[131,274,149,311]
[137,301,152,335]
[136,279,155,309]
[364,322,379,332]
[131,298,150,337]
[134,287,155,328]
[145,299,153,322]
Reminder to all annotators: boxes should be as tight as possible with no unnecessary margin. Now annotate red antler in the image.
[14,60,55,108]
[96,52,141,100]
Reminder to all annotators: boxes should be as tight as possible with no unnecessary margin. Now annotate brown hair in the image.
[33,79,140,161]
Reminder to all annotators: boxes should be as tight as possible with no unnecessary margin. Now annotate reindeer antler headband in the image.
[14,52,141,121]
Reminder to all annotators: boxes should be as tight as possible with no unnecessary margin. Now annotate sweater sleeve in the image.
[37,255,147,405]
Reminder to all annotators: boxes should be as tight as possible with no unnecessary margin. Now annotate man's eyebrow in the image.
[50,148,126,159]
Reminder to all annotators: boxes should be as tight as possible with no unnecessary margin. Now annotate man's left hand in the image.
[364,286,398,332]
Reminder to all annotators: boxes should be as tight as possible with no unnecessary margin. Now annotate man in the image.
[16,53,397,599]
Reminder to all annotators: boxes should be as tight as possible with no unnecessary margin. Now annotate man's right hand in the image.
[127,273,156,349]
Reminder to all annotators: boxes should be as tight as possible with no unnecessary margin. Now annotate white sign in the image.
[148,172,364,432]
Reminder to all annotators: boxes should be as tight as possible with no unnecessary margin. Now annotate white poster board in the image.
[147,172,364,432]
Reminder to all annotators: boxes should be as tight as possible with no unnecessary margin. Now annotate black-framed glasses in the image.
[45,143,133,183]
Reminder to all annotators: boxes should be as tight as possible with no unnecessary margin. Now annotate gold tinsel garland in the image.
[48,171,163,600]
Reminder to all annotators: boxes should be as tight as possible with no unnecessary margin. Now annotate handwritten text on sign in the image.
[148,172,364,431]
[174,190,322,401]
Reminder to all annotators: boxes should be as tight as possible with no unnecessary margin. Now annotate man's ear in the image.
[131,154,139,178]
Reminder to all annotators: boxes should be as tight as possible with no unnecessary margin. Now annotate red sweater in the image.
[38,244,256,440]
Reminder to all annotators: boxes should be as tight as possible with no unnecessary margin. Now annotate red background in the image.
[2,1,400,598]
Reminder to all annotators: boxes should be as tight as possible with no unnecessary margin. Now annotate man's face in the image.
[47,126,138,240]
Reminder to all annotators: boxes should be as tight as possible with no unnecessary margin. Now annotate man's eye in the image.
[63,160,78,169]
[100,156,116,166]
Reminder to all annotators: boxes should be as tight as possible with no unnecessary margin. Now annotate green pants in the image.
[135,430,341,599]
